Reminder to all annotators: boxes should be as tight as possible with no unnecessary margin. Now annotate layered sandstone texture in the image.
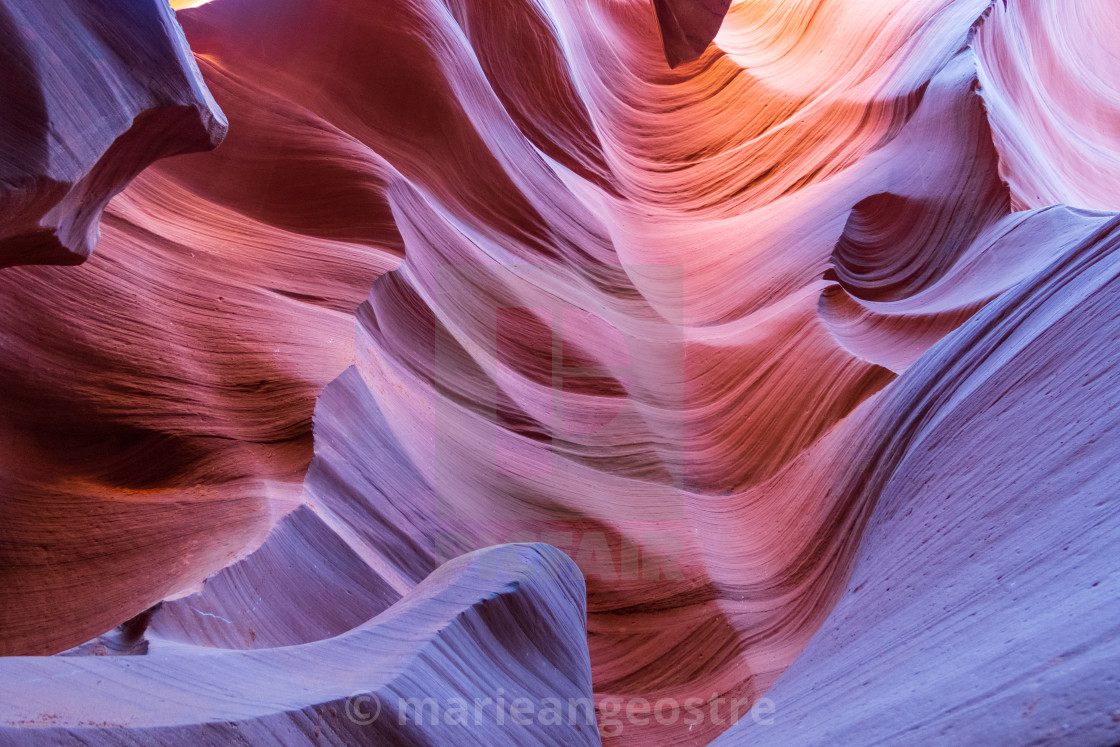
[1,0,1119,744]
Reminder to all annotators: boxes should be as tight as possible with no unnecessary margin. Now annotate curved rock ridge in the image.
[0,0,227,267]
[0,2,404,653]
[148,505,402,649]
[0,0,1119,744]
[0,543,599,745]
[821,205,1114,372]
[716,213,1120,746]
[239,1,1015,741]
[975,0,1120,212]
[0,165,396,654]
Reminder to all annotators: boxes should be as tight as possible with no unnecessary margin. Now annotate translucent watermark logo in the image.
[345,692,382,726]
[431,527,688,583]
[343,690,775,736]
[420,262,689,521]
[598,694,775,737]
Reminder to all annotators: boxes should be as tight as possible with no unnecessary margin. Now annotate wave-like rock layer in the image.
[1,0,1119,744]
[1,543,599,745]
[0,0,226,267]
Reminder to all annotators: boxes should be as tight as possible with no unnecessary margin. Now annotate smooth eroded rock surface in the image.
[1,0,1119,744]
[0,0,227,266]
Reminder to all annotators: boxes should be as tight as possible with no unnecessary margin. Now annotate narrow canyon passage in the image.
[1,0,1118,744]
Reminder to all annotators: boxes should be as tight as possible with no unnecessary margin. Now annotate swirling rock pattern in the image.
[1,0,1120,744]
[975,0,1120,212]
[0,544,600,745]
[0,0,227,267]
[717,212,1120,745]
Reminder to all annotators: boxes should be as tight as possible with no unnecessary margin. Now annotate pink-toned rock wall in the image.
[1,0,1118,744]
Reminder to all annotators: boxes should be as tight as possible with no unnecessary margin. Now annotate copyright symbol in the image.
[346,692,382,725]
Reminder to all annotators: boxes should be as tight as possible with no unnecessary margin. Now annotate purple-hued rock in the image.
[717,215,1120,745]
[0,0,226,267]
[0,543,599,745]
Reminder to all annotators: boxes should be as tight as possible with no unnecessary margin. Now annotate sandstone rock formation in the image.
[1,0,1118,744]
[0,0,226,267]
